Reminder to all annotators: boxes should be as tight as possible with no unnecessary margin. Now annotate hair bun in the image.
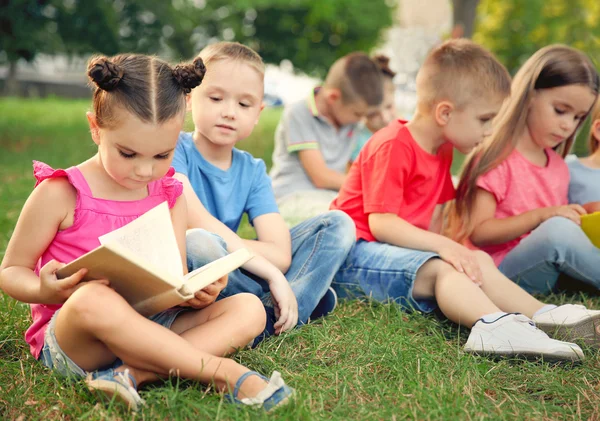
[88,57,124,91]
[373,54,396,78]
[173,57,206,94]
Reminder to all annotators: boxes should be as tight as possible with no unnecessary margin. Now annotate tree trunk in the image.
[4,61,20,96]
[452,0,480,38]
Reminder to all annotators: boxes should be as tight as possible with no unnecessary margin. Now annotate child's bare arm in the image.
[244,213,292,273]
[369,212,482,284]
[0,178,104,303]
[298,149,346,190]
[470,188,586,247]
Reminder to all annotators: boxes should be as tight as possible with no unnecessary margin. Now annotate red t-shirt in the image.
[331,120,455,241]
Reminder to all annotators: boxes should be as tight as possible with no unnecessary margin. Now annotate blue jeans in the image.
[186,210,356,339]
[498,216,600,294]
[333,240,439,313]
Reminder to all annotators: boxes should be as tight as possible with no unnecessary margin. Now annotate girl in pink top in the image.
[448,45,600,295]
[0,54,292,412]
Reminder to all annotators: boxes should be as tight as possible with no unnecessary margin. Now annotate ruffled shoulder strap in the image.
[149,167,183,209]
[33,161,92,195]
[33,160,68,187]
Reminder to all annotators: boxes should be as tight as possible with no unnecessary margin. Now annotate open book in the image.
[581,212,600,248]
[56,202,253,317]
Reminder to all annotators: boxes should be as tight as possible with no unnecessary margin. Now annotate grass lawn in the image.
[1,97,600,420]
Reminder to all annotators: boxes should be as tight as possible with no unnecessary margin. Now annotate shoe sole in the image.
[464,348,583,363]
[536,313,600,349]
[85,375,140,411]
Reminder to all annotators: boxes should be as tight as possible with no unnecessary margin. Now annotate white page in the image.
[99,202,184,278]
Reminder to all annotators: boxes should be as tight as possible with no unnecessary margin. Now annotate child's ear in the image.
[325,88,341,104]
[434,101,454,126]
[255,102,266,125]
[185,94,193,112]
[592,118,600,143]
[86,112,101,145]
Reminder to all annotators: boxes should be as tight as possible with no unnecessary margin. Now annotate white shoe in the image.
[464,313,584,362]
[533,304,600,348]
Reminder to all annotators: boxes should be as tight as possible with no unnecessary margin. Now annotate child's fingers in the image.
[41,259,65,275]
[570,204,587,215]
[57,268,88,290]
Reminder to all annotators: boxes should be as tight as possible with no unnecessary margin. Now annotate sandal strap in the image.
[232,371,267,399]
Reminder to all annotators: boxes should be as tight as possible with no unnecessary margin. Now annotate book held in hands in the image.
[56,202,253,316]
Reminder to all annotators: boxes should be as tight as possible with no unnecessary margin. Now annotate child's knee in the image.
[473,250,495,268]
[186,228,228,264]
[228,293,267,334]
[61,283,127,328]
[327,210,356,251]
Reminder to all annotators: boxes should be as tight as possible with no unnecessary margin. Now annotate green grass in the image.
[1,97,600,420]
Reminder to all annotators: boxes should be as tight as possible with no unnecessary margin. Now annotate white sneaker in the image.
[464,313,584,362]
[533,304,600,348]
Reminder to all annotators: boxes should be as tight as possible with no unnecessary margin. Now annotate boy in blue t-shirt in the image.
[172,42,355,343]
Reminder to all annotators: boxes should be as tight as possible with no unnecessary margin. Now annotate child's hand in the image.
[541,204,587,225]
[438,244,483,286]
[583,201,600,214]
[39,260,109,304]
[268,273,298,334]
[182,275,227,309]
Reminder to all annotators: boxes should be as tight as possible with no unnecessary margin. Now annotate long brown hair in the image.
[446,45,599,243]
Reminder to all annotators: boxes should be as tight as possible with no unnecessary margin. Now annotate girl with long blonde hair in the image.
[447,45,600,295]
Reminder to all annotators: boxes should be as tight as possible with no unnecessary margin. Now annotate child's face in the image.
[365,80,396,133]
[442,97,504,154]
[328,95,376,128]
[188,59,264,148]
[526,84,596,150]
[89,111,182,191]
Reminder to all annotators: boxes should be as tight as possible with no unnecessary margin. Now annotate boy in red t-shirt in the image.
[331,39,600,361]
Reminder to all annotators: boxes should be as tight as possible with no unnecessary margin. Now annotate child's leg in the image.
[498,216,600,294]
[54,283,268,398]
[285,210,356,324]
[169,293,266,355]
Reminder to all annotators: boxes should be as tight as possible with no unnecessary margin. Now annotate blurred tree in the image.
[159,0,395,76]
[452,0,480,38]
[474,0,600,74]
[0,0,63,94]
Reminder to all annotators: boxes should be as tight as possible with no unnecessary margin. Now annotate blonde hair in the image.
[324,52,384,106]
[197,41,265,76]
[446,45,600,243]
[416,39,511,112]
[589,98,600,153]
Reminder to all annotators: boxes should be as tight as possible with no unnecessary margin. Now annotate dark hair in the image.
[87,54,206,129]
[373,54,396,79]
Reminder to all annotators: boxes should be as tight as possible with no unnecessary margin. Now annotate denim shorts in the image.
[333,240,439,313]
[39,307,189,378]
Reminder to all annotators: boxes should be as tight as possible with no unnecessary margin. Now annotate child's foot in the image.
[464,313,584,362]
[309,287,338,321]
[227,371,294,412]
[85,368,145,411]
[532,304,600,348]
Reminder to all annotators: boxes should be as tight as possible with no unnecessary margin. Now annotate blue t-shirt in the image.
[567,156,600,205]
[172,132,279,231]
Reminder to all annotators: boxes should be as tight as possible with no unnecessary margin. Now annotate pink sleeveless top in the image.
[25,161,183,359]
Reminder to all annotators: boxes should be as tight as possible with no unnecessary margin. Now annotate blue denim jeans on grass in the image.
[332,240,439,313]
[186,210,355,341]
[498,216,600,294]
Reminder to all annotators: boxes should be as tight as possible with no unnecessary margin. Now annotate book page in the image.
[99,202,184,278]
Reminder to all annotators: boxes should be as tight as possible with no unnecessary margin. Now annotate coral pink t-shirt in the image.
[331,120,455,241]
[25,161,183,359]
[476,148,569,265]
